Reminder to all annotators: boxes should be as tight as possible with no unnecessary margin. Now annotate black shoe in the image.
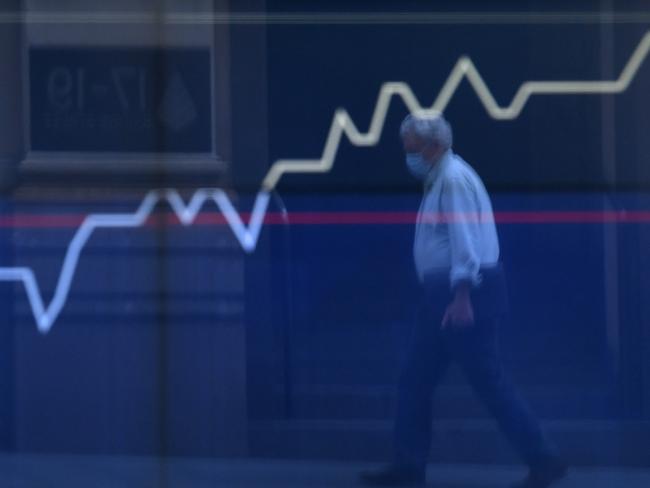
[359,464,426,486]
[512,459,568,488]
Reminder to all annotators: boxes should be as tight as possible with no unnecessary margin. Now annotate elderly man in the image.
[360,114,566,487]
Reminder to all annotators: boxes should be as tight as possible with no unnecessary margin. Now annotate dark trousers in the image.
[394,266,558,471]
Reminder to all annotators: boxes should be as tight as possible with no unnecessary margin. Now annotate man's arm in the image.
[440,177,482,328]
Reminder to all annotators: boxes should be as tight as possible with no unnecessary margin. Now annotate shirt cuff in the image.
[450,267,482,290]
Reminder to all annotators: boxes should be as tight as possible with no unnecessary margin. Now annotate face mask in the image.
[405,152,433,180]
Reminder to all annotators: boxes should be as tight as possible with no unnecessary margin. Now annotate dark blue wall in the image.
[1,3,650,458]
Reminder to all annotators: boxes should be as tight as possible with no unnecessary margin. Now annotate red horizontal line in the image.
[497,210,650,224]
[0,211,649,229]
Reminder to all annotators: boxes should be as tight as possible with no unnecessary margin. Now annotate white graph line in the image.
[263,31,650,189]
[0,190,270,333]
[2,31,649,332]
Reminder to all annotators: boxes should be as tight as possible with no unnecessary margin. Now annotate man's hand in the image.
[442,282,474,329]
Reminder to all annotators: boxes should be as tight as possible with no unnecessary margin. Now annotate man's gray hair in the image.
[399,113,453,149]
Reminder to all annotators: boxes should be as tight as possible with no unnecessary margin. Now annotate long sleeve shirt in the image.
[413,150,500,288]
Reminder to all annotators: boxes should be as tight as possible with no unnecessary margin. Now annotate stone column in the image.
[0,0,22,451]
[0,1,23,189]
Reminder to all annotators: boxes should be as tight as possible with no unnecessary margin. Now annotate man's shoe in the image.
[512,459,568,488]
[359,464,425,486]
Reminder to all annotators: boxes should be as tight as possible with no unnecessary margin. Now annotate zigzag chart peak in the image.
[0,190,271,334]
[262,31,650,190]
[2,30,650,332]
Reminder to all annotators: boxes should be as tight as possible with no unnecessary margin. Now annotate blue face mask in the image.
[405,152,433,180]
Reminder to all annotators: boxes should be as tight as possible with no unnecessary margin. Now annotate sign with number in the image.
[29,47,213,153]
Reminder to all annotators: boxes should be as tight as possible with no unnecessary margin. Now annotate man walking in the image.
[360,114,567,487]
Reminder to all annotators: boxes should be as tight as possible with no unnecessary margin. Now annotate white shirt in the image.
[413,150,500,287]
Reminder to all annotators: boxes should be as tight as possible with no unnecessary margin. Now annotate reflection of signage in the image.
[29,47,213,153]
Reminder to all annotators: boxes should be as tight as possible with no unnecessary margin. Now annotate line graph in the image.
[2,31,650,332]
[263,31,650,189]
[0,190,270,333]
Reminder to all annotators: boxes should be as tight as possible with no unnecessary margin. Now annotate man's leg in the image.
[360,304,450,486]
[447,319,564,475]
[393,314,450,471]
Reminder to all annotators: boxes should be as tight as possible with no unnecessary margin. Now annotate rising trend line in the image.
[262,31,650,190]
[2,31,649,332]
[0,190,270,333]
